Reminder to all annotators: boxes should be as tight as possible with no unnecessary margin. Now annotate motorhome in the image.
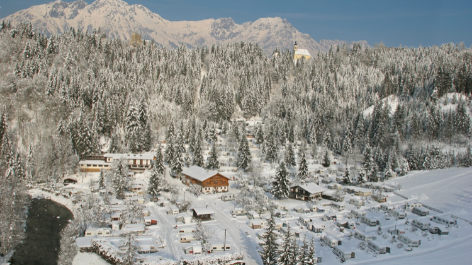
[390,209,407,219]
[412,219,430,230]
[321,234,341,248]
[412,207,429,216]
[333,245,355,260]
[398,234,421,247]
[431,216,457,226]
[367,241,390,254]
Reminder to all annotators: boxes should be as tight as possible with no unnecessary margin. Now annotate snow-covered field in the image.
[44,166,472,265]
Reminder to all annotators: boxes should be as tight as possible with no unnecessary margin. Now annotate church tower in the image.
[294,41,298,52]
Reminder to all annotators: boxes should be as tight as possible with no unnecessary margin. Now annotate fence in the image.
[393,192,408,200]
[421,204,443,214]
[451,215,472,225]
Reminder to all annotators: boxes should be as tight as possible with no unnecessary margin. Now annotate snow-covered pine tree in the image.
[112,158,129,199]
[206,143,219,170]
[344,166,351,185]
[154,145,165,175]
[284,143,296,168]
[278,225,292,265]
[98,169,105,189]
[363,144,378,182]
[259,214,279,265]
[322,150,331,168]
[192,129,204,167]
[121,232,138,265]
[148,166,161,199]
[272,161,290,199]
[297,150,309,181]
[238,135,251,171]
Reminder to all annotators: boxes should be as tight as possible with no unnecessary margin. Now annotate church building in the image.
[293,42,311,61]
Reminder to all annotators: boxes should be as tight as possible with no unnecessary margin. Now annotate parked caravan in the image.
[429,224,449,235]
[144,217,158,226]
[231,208,247,216]
[178,227,196,234]
[360,215,379,226]
[180,233,197,243]
[299,216,313,226]
[331,202,346,211]
[351,210,366,218]
[333,245,355,260]
[412,219,430,230]
[412,207,429,216]
[390,209,407,219]
[321,235,341,248]
[247,210,260,219]
[353,230,376,241]
[309,223,325,233]
[379,204,395,212]
[349,198,365,206]
[166,205,179,215]
[221,193,235,201]
[431,216,457,226]
[397,234,421,247]
[367,241,390,254]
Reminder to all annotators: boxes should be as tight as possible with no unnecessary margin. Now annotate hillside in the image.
[0,0,368,55]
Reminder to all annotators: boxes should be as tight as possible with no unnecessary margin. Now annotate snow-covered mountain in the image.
[1,0,368,54]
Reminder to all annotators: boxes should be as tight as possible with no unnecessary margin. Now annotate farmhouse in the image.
[289,183,326,200]
[182,166,230,193]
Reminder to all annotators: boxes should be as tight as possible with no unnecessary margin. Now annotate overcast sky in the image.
[1,0,471,48]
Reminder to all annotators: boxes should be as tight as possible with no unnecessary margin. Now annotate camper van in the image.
[397,234,421,247]
[231,208,247,216]
[331,202,346,211]
[379,204,395,212]
[353,230,376,241]
[180,233,197,243]
[431,216,457,226]
[333,245,355,260]
[321,235,341,248]
[412,207,429,216]
[390,209,407,219]
[360,216,379,226]
[412,219,430,230]
[351,210,366,218]
[367,241,390,254]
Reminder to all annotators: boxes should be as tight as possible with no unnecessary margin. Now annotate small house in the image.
[412,207,429,216]
[249,219,265,229]
[431,216,457,226]
[333,245,355,260]
[397,234,421,247]
[412,219,430,230]
[289,183,327,201]
[209,239,231,252]
[182,166,231,193]
[166,205,179,215]
[367,241,390,254]
[111,212,121,222]
[192,208,215,221]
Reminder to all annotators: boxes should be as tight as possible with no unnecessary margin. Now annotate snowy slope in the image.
[1,0,369,55]
[362,95,399,118]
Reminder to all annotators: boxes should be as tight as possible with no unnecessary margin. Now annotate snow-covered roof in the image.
[291,183,326,194]
[295,49,311,57]
[79,160,110,165]
[181,166,230,181]
[76,237,94,248]
[192,207,215,216]
[103,152,155,160]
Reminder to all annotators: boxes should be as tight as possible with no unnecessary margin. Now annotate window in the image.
[87,164,91,167]
[92,165,97,167]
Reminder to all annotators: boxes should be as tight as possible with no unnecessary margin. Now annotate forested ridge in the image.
[1,20,472,257]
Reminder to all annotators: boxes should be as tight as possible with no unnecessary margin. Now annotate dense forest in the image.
[1,20,472,258]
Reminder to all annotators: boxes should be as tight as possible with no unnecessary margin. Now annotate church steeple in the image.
[294,41,298,51]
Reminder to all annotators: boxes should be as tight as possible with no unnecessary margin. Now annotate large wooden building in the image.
[289,183,326,201]
[79,153,155,172]
[182,166,230,193]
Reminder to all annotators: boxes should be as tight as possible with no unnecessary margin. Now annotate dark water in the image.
[10,198,74,265]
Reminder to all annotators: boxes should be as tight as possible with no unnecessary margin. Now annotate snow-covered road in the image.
[148,203,180,261]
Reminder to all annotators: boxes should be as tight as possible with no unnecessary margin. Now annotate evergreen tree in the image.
[297,151,309,181]
[272,161,290,199]
[206,143,219,170]
[238,136,251,171]
[148,166,161,199]
[192,129,204,167]
[343,166,351,185]
[259,214,279,265]
[98,169,105,190]
[322,150,331,167]
[278,225,292,265]
[256,124,264,145]
[284,143,296,168]
[154,145,165,175]
[112,158,129,199]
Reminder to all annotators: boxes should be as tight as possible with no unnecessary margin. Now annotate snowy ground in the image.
[47,166,472,265]
[72,252,111,265]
